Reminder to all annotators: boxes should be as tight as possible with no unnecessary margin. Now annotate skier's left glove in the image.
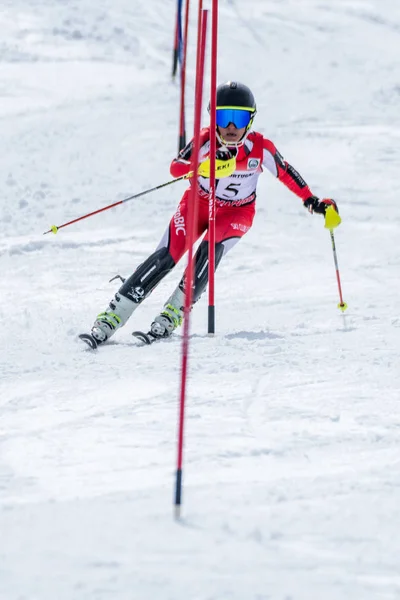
[303,196,339,215]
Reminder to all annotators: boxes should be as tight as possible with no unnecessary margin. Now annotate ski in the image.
[78,333,99,350]
[132,330,159,345]
[79,330,168,348]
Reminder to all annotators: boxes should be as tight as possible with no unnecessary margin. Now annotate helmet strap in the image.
[216,127,251,149]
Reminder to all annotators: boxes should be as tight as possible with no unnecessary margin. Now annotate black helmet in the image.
[209,81,257,145]
[215,81,256,112]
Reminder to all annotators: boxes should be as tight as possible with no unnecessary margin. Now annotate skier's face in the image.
[218,123,246,144]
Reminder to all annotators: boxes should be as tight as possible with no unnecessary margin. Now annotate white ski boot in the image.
[150,303,183,338]
[91,293,137,344]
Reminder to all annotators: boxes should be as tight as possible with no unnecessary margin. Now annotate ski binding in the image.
[132,330,159,345]
[79,333,99,350]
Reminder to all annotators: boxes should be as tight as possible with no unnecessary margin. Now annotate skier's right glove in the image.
[303,196,339,215]
[198,148,236,179]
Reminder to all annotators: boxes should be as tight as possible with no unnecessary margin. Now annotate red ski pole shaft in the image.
[329,229,348,311]
[43,174,189,235]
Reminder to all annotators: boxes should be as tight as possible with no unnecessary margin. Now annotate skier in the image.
[82,81,338,347]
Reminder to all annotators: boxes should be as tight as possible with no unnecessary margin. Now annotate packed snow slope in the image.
[1,1,400,599]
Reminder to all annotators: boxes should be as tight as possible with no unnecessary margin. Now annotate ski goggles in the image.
[216,107,255,129]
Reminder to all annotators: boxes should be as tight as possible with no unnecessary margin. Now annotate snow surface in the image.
[1,0,400,598]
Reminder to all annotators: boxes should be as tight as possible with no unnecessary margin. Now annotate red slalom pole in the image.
[178,0,190,151]
[207,0,218,334]
[172,0,181,79]
[194,0,203,84]
[175,6,208,519]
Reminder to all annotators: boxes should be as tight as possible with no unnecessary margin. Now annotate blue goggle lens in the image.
[216,108,253,129]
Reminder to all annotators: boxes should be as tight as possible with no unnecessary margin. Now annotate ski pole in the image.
[324,205,348,312]
[43,173,190,235]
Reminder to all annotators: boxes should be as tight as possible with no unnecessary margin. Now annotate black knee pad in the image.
[190,240,224,304]
[119,247,175,303]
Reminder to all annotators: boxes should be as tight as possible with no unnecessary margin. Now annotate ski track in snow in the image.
[1,1,400,599]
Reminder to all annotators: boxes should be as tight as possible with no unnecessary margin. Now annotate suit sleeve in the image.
[170,139,193,178]
[262,138,313,201]
[170,128,211,179]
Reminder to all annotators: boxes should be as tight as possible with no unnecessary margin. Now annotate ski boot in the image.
[150,303,183,339]
[90,293,137,344]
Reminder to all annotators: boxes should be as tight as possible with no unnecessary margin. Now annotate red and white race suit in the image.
[157,127,313,264]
